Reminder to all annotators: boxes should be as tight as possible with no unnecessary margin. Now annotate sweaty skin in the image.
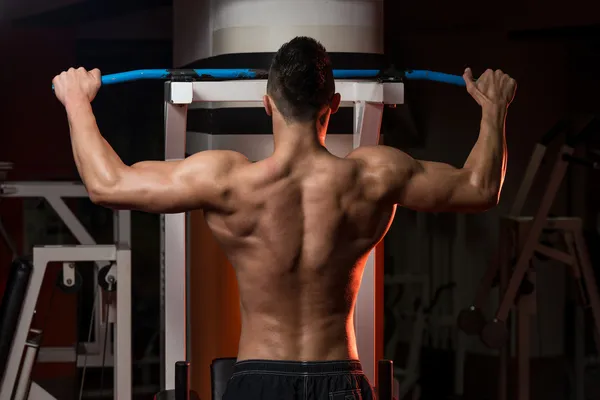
[53,67,516,361]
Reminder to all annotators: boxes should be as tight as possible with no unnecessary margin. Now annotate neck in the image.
[272,117,327,157]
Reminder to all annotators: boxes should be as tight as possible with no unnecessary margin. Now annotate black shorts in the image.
[223,359,375,400]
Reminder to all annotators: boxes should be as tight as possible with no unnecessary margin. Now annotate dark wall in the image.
[0,27,77,180]
[0,25,79,381]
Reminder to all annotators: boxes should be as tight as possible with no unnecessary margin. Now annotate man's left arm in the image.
[55,68,248,214]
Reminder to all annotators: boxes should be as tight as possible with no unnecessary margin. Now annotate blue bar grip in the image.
[101,69,170,85]
[405,70,466,86]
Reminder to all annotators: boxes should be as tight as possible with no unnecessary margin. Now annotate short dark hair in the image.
[267,36,335,123]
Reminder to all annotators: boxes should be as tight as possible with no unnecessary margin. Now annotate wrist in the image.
[65,96,92,115]
[64,94,90,109]
[481,104,506,123]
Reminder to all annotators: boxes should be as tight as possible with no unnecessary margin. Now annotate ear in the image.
[330,93,341,114]
[263,95,273,116]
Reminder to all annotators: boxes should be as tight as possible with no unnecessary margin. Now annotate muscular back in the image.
[204,150,396,361]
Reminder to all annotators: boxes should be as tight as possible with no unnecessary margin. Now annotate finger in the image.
[90,68,101,81]
[482,69,494,79]
[463,68,476,92]
[463,67,474,81]
[501,74,513,87]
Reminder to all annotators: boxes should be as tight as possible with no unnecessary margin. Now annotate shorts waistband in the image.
[232,359,364,376]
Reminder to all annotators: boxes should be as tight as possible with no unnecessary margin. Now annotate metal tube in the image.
[13,330,42,400]
[0,259,32,380]
[175,361,190,400]
[377,360,393,400]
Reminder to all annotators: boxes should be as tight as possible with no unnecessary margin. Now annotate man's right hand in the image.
[463,68,517,109]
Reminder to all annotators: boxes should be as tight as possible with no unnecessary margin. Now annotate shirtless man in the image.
[53,36,516,400]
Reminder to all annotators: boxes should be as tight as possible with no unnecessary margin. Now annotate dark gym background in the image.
[1,0,600,399]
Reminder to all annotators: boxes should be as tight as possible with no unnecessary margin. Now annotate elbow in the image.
[478,187,501,211]
[467,170,502,211]
[87,180,120,208]
[482,195,500,211]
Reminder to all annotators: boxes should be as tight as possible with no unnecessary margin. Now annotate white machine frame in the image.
[0,245,132,400]
[0,182,131,367]
[0,182,133,399]
[161,79,405,389]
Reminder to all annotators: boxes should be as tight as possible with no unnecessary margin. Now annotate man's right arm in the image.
[348,68,516,213]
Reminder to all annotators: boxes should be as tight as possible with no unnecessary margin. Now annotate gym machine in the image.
[458,117,600,400]
[0,246,131,400]
[0,180,133,399]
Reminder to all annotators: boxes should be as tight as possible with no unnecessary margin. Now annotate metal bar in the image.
[377,360,393,400]
[353,101,383,385]
[170,81,404,105]
[0,255,46,398]
[162,88,189,390]
[354,102,384,148]
[115,247,133,400]
[27,382,56,400]
[42,196,110,269]
[13,330,42,400]
[175,361,190,400]
[116,210,132,247]
[535,244,574,265]
[0,259,32,381]
[1,182,87,198]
